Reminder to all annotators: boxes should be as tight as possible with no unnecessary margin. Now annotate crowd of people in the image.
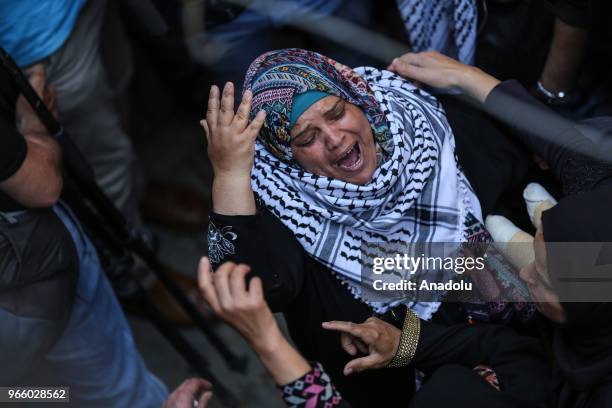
[1,0,611,407]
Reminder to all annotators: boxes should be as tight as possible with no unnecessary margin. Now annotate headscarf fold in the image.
[244,49,481,318]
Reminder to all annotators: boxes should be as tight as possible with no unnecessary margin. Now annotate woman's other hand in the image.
[387,51,500,103]
[197,257,281,352]
[202,82,266,179]
[322,317,401,375]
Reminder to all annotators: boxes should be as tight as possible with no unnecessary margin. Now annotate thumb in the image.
[343,354,381,375]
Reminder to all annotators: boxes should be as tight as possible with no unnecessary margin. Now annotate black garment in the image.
[484,80,612,196]
[541,188,612,408]
[485,80,612,408]
[209,211,415,407]
[209,94,537,405]
[279,320,551,408]
[0,66,25,212]
[0,118,27,211]
[210,207,552,407]
[0,118,26,183]
[439,94,533,216]
[409,321,551,408]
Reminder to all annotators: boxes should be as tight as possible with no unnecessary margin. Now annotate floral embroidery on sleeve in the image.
[207,221,238,264]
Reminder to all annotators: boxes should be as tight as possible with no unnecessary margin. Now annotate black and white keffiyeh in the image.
[250,65,481,318]
[396,0,478,64]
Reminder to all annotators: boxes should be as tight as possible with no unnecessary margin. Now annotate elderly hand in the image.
[163,378,212,408]
[198,258,282,353]
[322,317,400,375]
[201,82,266,179]
[387,51,500,103]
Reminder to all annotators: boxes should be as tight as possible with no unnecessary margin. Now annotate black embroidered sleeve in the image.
[206,208,307,311]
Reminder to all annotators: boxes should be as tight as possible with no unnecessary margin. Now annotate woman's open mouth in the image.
[334,143,362,171]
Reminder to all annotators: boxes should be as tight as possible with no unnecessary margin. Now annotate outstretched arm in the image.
[198,258,350,407]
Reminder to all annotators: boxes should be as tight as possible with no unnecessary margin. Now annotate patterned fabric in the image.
[243,49,482,318]
[396,0,478,64]
[279,362,344,408]
[244,48,392,164]
[463,213,536,323]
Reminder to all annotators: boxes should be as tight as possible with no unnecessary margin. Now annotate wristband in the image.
[536,80,570,105]
[386,308,420,368]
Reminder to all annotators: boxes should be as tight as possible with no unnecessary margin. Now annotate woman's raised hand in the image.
[387,51,500,103]
[322,317,401,375]
[201,82,266,178]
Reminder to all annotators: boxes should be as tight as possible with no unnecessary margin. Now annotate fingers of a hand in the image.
[390,59,427,81]
[45,85,57,113]
[200,119,210,143]
[393,53,423,68]
[354,338,369,354]
[166,378,208,406]
[233,89,252,131]
[228,264,250,298]
[198,257,221,311]
[247,276,264,302]
[344,354,381,376]
[245,109,266,140]
[213,261,234,309]
[28,74,45,98]
[181,378,210,394]
[219,82,235,126]
[198,391,213,407]
[321,321,365,339]
[206,85,219,128]
[340,333,358,356]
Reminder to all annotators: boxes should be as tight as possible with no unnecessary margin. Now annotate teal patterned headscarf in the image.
[243,48,391,164]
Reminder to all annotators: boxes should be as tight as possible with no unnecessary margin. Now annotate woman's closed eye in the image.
[328,102,346,121]
[293,129,317,147]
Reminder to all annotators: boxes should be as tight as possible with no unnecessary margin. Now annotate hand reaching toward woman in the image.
[197,258,311,385]
[388,51,501,103]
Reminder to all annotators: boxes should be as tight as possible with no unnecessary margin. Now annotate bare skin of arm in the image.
[0,64,63,208]
[539,17,588,94]
[198,258,311,385]
[202,82,266,216]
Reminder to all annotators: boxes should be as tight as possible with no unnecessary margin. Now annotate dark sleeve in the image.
[277,362,350,408]
[207,207,306,312]
[412,321,550,404]
[483,80,612,193]
[0,118,27,182]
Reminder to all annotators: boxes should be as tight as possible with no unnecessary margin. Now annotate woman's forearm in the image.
[540,17,588,93]
[212,172,257,215]
[252,327,311,386]
[457,67,501,104]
